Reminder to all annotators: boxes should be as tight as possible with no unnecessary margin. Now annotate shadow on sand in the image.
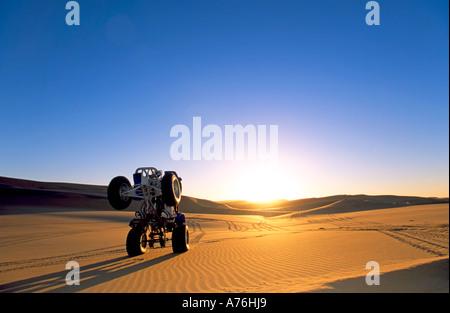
[0,252,180,293]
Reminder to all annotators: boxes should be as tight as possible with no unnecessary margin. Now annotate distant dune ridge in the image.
[0,176,448,293]
[0,176,447,216]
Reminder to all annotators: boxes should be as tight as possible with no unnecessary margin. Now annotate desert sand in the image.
[0,177,448,293]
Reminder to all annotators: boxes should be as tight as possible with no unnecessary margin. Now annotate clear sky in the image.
[1,0,448,201]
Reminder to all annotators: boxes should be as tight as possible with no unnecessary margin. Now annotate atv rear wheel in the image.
[161,172,182,206]
[107,176,132,210]
[172,225,189,253]
[126,227,147,257]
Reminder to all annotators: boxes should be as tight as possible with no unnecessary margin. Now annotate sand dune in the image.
[222,194,448,216]
[0,176,448,293]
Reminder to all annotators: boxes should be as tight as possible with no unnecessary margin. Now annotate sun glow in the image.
[232,162,301,202]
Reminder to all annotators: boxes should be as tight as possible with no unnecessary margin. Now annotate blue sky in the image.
[1,0,448,200]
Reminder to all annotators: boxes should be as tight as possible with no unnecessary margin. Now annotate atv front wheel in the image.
[172,225,189,253]
[161,172,182,206]
[107,176,132,210]
[126,227,147,257]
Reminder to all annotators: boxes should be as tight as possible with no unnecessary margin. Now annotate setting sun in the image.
[232,162,301,202]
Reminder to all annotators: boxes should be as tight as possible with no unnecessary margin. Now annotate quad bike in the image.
[107,167,189,257]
